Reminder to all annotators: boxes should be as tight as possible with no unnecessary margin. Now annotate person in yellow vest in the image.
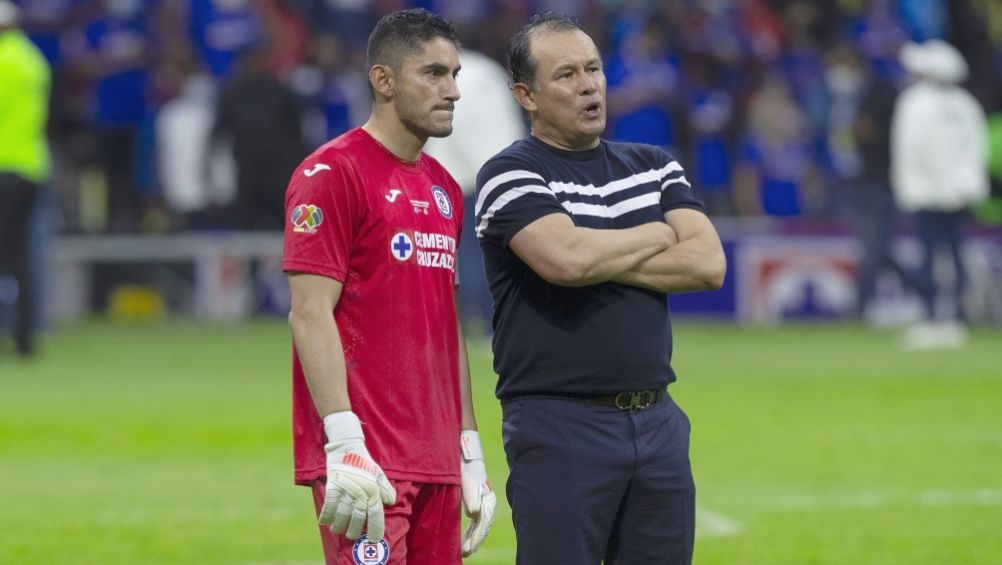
[0,0,50,356]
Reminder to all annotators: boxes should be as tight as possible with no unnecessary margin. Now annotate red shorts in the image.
[310,478,462,565]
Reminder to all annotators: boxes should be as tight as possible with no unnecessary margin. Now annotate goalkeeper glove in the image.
[319,411,396,542]
[460,430,496,557]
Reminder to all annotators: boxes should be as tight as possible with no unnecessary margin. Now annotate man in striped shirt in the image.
[475,12,726,565]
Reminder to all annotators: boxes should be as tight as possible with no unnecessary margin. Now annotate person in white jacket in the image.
[424,49,526,336]
[890,39,989,346]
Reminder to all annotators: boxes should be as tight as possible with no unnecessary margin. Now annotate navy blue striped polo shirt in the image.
[475,135,704,399]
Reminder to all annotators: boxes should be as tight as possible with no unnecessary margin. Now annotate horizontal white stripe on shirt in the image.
[561,192,661,219]
[476,184,553,238]
[661,175,691,189]
[475,170,546,217]
[477,161,684,236]
[548,161,683,199]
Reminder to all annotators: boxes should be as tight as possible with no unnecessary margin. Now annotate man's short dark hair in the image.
[366,8,460,72]
[506,12,584,90]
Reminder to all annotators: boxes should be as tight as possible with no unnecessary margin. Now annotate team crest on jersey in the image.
[290,204,323,233]
[431,185,453,218]
[352,536,390,565]
[390,232,414,261]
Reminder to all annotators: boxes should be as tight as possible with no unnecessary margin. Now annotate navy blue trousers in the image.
[913,209,969,320]
[853,182,927,315]
[502,394,695,565]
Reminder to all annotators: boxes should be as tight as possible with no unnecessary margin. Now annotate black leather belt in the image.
[586,388,666,410]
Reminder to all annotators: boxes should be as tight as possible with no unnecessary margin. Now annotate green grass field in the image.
[1,319,1000,564]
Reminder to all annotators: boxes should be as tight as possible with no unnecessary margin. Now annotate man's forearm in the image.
[553,222,675,286]
[510,215,677,287]
[575,223,673,284]
[456,301,478,431]
[612,231,726,293]
[290,311,351,417]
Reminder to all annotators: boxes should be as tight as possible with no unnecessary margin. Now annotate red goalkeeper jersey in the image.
[283,128,464,486]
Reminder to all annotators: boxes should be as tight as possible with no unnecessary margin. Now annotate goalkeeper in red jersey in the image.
[283,9,495,565]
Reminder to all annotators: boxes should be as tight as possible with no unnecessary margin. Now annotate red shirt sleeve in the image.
[282,157,363,282]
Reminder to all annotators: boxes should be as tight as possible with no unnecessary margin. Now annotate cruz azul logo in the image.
[290,204,323,233]
[390,232,415,261]
[431,185,452,218]
[352,536,390,564]
[388,230,456,272]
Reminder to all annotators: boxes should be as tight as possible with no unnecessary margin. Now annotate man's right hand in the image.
[319,412,397,542]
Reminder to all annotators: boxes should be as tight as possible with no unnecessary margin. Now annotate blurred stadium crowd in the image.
[13,0,1002,233]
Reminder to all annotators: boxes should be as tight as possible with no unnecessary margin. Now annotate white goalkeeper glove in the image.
[319,411,397,542]
[460,430,496,557]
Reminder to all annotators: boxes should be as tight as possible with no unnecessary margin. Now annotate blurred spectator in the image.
[0,0,50,355]
[680,53,735,215]
[256,0,308,77]
[825,44,923,319]
[14,0,84,66]
[431,0,489,36]
[824,45,864,185]
[155,53,237,228]
[899,0,947,41]
[213,42,306,230]
[297,0,374,50]
[734,75,823,216]
[734,0,785,64]
[605,15,679,150]
[850,0,910,81]
[777,1,829,137]
[291,31,369,148]
[16,0,92,232]
[424,49,525,335]
[891,40,989,345]
[184,0,263,78]
[476,1,526,65]
[64,0,152,232]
